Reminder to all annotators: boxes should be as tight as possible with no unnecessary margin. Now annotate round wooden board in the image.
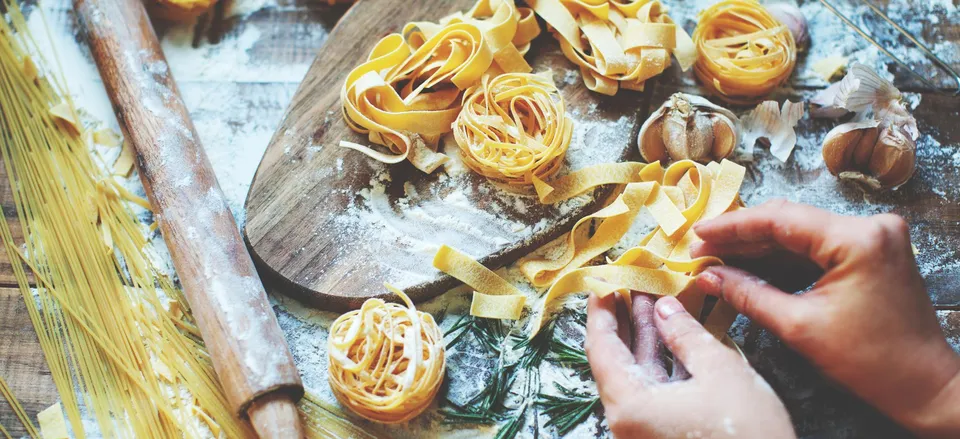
[243,0,652,311]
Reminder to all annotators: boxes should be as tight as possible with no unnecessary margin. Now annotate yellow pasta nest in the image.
[693,0,797,104]
[327,286,445,424]
[340,0,541,174]
[527,0,696,95]
[453,72,573,185]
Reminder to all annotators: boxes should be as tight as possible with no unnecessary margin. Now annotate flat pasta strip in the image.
[693,0,797,104]
[433,245,527,319]
[340,0,541,173]
[527,0,695,95]
[527,159,748,337]
[327,285,446,423]
[453,72,573,185]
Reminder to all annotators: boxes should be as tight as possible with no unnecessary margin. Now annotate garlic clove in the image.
[851,125,880,166]
[638,93,740,163]
[711,113,738,159]
[821,119,880,175]
[767,3,808,49]
[639,106,669,163]
[869,125,916,188]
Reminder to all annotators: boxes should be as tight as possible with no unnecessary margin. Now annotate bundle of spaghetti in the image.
[433,159,746,341]
[341,0,541,173]
[452,72,573,185]
[0,4,374,438]
[527,0,696,95]
[0,377,40,438]
[327,285,445,423]
[692,0,797,105]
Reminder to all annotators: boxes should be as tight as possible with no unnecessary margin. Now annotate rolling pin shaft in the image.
[73,0,304,436]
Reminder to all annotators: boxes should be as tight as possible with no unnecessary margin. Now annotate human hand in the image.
[691,200,960,438]
[585,292,795,439]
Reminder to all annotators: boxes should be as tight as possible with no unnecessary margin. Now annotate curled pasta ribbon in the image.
[693,0,797,104]
[453,72,574,185]
[433,245,527,319]
[528,0,695,95]
[327,285,445,423]
[340,0,541,173]
[526,159,746,337]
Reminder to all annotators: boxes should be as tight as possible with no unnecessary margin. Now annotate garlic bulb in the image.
[822,119,916,190]
[767,3,808,48]
[639,93,740,163]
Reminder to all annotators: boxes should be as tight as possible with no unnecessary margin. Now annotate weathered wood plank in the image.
[0,288,58,438]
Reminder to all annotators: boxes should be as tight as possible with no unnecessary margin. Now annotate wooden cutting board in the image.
[244,0,651,311]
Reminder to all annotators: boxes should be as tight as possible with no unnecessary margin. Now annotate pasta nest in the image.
[327,288,445,424]
[693,0,797,104]
[528,0,696,95]
[340,0,541,174]
[453,72,573,186]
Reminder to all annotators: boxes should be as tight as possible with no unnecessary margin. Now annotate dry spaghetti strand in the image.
[327,285,446,424]
[693,0,797,104]
[453,72,573,185]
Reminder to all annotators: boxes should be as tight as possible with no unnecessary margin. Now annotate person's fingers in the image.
[693,200,846,269]
[653,296,743,377]
[586,292,639,401]
[615,293,632,348]
[696,266,816,339]
[670,360,691,382]
[690,240,778,259]
[630,293,669,382]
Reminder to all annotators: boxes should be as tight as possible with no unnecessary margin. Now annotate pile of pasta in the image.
[527,0,696,95]
[693,0,797,104]
[435,159,746,339]
[327,285,446,424]
[453,72,574,185]
[341,0,549,175]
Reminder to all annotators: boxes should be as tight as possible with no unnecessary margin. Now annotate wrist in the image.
[898,352,960,438]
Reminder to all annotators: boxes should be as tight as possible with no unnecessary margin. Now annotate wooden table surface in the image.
[1,0,958,437]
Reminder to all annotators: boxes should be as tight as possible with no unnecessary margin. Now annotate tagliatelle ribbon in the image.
[527,0,695,95]
[453,72,574,185]
[525,159,746,337]
[327,284,446,423]
[433,245,527,319]
[692,0,797,104]
[340,0,541,173]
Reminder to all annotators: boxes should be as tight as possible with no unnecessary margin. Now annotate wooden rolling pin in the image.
[73,0,305,437]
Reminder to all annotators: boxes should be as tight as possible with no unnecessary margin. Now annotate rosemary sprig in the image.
[445,315,505,353]
[547,338,591,378]
[536,383,601,437]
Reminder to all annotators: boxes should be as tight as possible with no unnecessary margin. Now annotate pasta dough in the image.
[433,245,527,319]
[527,0,695,95]
[453,72,573,185]
[340,0,540,173]
[327,285,445,423]
[693,0,797,104]
[524,159,746,336]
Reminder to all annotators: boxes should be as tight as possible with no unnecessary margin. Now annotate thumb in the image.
[654,296,743,378]
[696,266,814,339]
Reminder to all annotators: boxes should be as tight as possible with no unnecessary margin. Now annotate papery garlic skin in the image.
[639,93,740,163]
[767,3,808,48]
[822,119,916,190]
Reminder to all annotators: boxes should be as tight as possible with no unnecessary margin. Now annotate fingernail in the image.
[697,270,723,293]
[656,296,685,319]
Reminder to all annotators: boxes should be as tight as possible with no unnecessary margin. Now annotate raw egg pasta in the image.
[340,0,541,173]
[527,0,695,95]
[527,159,746,336]
[693,0,797,104]
[453,72,573,185]
[327,285,445,424]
